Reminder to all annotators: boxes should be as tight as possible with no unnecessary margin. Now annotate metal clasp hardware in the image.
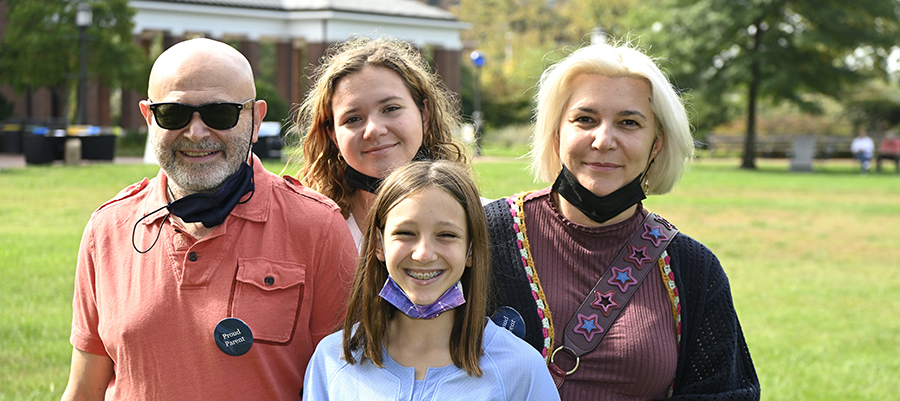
[550,346,580,375]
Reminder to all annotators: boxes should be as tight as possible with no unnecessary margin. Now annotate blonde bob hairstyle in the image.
[342,160,490,377]
[528,41,694,195]
[291,36,467,217]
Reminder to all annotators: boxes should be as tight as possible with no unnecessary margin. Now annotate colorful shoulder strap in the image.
[548,212,678,388]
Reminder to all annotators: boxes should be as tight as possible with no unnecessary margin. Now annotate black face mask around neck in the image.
[167,160,255,228]
[131,161,256,254]
[552,164,646,225]
[346,165,383,194]
[345,146,431,194]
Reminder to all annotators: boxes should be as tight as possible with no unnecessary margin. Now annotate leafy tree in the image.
[558,0,642,43]
[843,78,900,132]
[0,0,149,122]
[255,80,289,124]
[454,0,568,131]
[453,0,647,134]
[635,0,900,168]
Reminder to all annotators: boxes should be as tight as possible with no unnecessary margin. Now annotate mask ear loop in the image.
[238,100,257,205]
[133,167,176,254]
[640,137,659,195]
[132,205,171,254]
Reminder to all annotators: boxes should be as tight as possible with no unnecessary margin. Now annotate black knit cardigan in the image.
[484,198,760,400]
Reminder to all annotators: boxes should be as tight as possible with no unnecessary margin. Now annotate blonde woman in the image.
[485,42,760,400]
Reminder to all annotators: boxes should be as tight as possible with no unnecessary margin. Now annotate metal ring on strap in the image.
[550,346,580,376]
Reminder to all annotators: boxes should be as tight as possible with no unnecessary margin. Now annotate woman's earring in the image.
[337,153,346,163]
[642,174,650,195]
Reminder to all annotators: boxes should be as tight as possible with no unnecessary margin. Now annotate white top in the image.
[851,136,875,157]
[345,212,364,252]
[303,320,560,401]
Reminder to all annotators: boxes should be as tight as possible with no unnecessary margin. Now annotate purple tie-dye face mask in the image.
[378,277,466,320]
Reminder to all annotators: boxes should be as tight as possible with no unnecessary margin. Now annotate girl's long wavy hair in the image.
[341,160,490,377]
[289,36,467,217]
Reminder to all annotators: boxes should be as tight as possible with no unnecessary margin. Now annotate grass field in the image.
[1,153,898,400]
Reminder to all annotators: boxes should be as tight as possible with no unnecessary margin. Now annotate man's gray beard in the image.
[155,129,251,195]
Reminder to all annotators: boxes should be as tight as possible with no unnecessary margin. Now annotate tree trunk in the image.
[742,69,758,169]
[741,20,763,170]
[25,86,33,119]
[51,84,68,127]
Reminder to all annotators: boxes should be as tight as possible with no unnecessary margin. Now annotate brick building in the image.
[0,0,467,131]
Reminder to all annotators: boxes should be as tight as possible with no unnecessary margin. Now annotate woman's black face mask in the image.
[552,164,645,224]
[553,137,658,224]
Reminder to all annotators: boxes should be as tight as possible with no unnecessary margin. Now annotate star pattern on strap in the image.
[608,266,638,292]
[641,223,669,247]
[574,313,603,342]
[654,215,676,231]
[625,244,652,268]
[591,290,620,317]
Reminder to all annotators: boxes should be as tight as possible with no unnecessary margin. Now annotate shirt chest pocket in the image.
[231,258,306,344]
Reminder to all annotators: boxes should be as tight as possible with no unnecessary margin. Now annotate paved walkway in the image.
[0,153,145,169]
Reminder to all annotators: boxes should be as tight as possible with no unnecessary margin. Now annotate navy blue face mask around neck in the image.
[131,160,255,254]
[167,160,255,228]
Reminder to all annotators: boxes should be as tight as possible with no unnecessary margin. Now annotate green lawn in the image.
[1,155,898,400]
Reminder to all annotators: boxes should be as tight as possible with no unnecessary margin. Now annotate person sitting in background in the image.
[876,130,900,173]
[851,131,875,174]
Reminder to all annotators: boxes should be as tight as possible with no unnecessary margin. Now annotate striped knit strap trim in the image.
[507,192,555,361]
[657,246,680,398]
[644,208,681,351]
[657,251,682,349]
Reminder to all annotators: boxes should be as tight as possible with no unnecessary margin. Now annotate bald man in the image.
[61,38,357,400]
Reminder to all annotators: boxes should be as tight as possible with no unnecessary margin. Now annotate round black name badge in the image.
[214,317,253,356]
[491,306,526,340]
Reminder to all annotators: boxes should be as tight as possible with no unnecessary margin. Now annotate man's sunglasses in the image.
[148,99,254,130]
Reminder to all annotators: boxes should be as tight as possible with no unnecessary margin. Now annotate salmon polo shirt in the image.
[70,156,357,400]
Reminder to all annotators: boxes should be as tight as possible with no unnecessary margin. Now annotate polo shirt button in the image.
[188,252,198,262]
[264,276,274,286]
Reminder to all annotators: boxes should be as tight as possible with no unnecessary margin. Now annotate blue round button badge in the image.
[491,306,526,340]
[214,317,253,356]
